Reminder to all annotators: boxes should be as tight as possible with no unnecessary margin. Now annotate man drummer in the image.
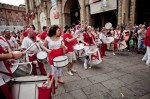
[81,26,97,69]
[0,44,23,99]
[39,26,48,41]
[63,25,79,75]
[21,28,47,75]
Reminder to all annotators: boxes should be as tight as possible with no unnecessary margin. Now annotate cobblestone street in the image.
[45,51,150,99]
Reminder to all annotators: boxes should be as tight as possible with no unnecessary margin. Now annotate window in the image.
[9,19,14,26]
[16,20,20,26]
[1,19,6,26]
[8,11,12,16]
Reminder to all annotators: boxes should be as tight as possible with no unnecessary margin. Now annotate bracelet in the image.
[11,53,15,59]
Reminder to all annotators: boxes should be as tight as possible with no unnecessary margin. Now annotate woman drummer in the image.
[81,26,97,69]
[112,25,121,55]
[41,25,67,87]
[0,45,23,99]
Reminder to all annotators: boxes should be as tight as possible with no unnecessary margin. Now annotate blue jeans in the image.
[138,39,146,49]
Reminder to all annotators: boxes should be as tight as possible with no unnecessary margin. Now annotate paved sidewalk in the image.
[45,51,150,99]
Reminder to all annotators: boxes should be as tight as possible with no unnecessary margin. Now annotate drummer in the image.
[112,26,121,55]
[0,45,23,99]
[21,28,47,75]
[41,25,67,87]
[4,29,19,51]
[39,26,48,41]
[63,25,79,76]
[81,26,97,69]
[99,28,107,58]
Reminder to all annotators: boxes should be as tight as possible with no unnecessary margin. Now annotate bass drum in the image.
[10,60,32,77]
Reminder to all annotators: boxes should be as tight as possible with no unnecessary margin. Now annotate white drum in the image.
[117,40,127,50]
[10,60,32,77]
[37,51,47,62]
[74,43,85,58]
[11,76,47,99]
[53,56,68,68]
[106,37,114,44]
[74,43,84,50]
[88,47,102,65]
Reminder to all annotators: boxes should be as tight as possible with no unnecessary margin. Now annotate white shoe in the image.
[113,52,116,56]
[84,63,88,70]
[67,71,73,76]
[146,64,150,67]
[71,69,77,73]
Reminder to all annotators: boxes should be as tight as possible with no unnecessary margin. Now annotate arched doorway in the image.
[64,0,80,25]
[136,0,150,26]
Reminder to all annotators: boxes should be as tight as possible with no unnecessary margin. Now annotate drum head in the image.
[53,56,68,62]
[88,48,98,54]
[37,51,47,60]
[10,60,20,73]
[74,43,84,50]
[106,37,114,44]
[11,76,47,82]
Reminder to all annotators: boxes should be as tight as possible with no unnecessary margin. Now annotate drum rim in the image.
[53,55,68,62]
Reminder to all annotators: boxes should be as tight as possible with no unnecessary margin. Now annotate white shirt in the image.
[114,30,121,39]
[99,33,106,43]
[46,36,63,49]
[7,36,18,50]
[0,36,9,52]
[21,37,39,56]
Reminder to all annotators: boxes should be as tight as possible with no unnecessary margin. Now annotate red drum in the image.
[88,47,102,65]
[117,40,127,50]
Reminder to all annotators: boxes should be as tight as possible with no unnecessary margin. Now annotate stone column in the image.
[118,0,122,25]
[129,0,136,27]
[122,0,129,24]
[79,0,86,23]
[85,0,90,25]
[58,0,63,27]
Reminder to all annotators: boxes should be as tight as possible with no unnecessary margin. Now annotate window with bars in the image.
[1,19,6,26]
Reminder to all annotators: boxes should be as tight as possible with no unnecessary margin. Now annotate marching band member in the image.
[0,45,23,99]
[144,23,150,67]
[81,26,96,69]
[63,25,79,75]
[41,25,67,87]
[4,30,19,51]
[123,26,131,51]
[99,28,107,58]
[21,28,47,75]
[112,26,121,55]
[39,26,48,41]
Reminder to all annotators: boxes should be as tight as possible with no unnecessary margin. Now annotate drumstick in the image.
[11,62,32,65]
[23,41,38,54]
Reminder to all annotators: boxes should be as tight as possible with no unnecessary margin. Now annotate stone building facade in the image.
[25,0,150,31]
[0,3,26,32]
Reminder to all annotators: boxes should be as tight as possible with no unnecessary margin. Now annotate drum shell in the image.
[53,56,69,68]
[75,49,85,58]
[88,47,102,65]
[11,76,47,99]
[11,64,32,77]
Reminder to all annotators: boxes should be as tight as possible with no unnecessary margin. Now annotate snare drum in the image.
[106,37,114,44]
[11,76,47,99]
[10,60,32,77]
[117,40,127,50]
[53,56,68,68]
[74,43,85,58]
[37,51,47,62]
[88,47,102,65]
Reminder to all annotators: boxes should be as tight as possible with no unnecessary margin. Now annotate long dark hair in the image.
[48,25,59,37]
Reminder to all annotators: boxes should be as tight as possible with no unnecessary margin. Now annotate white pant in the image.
[146,46,150,65]
[51,65,62,80]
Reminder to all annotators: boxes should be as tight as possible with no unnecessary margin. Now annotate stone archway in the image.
[63,0,81,26]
